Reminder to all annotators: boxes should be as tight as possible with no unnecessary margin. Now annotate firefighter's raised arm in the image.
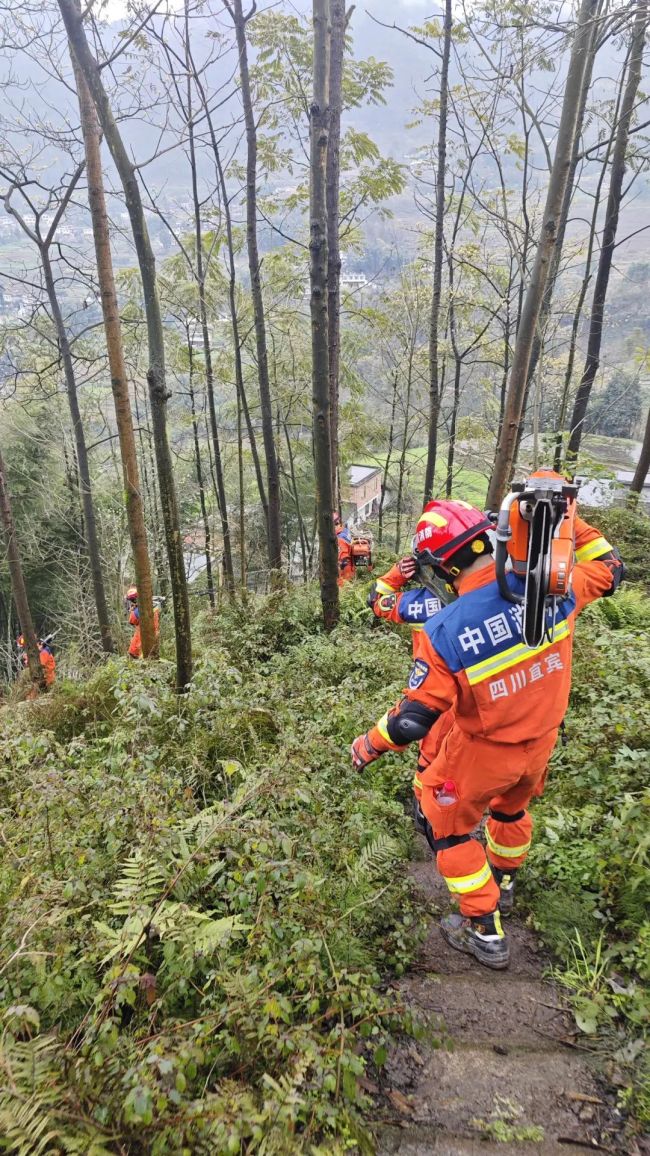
[572,513,625,613]
[368,556,445,629]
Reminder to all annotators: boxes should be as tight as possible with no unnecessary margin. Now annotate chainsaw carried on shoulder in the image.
[494,469,578,649]
[350,531,373,573]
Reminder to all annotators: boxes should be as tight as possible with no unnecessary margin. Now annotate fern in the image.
[0,1035,112,1156]
[109,849,168,914]
[348,834,399,886]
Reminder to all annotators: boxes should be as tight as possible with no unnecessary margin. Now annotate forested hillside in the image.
[0,0,649,1151]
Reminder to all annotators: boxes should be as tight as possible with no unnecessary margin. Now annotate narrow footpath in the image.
[375,845,642,1156]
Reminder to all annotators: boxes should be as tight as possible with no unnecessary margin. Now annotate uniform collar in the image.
[456,559,497,596]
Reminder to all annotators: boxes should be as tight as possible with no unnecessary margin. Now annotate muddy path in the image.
[373,845,645,1156]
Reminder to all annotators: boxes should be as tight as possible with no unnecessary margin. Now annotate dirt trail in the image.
[375,849,632,1156]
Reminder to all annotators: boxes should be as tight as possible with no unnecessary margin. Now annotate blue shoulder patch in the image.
[408,658,430,690]
[398,587,445,624]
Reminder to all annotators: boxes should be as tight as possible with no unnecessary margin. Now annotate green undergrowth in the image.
[1,525,649,1150]
[522,581,650,1127]
[0,584,420,1154]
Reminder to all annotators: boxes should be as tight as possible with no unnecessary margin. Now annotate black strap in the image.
[489,808,525,823]
[425,829,472,854]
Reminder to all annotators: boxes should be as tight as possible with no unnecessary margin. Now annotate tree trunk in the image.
[496,277,512,449]
[0,448,45,691]
[41,246,114,654]
[283,419,308,581]
[393,319,416,552]
[552,69,622,469]
[186,336,215,606]
[133,378,166,595]
[445,356,462,498]
[72,51,156,656]
[192,67,268,522]
[628,405,650,503]
[566,0,648,464]
[423,0,452,505]
[379,371,398,546]
[184,7,234,594]
[58,0,192,689]
[226,0,282,573]
[326,0,345,498]
[523,2,602,403]
[486,0,600,510]
[310,0,339,630]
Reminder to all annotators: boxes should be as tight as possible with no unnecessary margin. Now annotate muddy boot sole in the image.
[440,921,510,970]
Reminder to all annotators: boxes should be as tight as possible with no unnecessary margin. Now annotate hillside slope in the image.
[0,537,648,1152]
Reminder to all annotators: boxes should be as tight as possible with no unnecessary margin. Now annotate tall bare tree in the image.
[422,0,452,506]
[486,0,600,510]
[326,0,345,499]
[225,0,283,574]
[182,5,234,593]
[566,0,648,464]
[57,0,192,688]
[310,0,339,629]
[71,50,156,657]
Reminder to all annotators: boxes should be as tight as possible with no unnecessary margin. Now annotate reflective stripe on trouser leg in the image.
[437,840,500,918]
[485,812,533,870]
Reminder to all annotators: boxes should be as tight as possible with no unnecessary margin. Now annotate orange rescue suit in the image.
[336,527,354,586]
[129,605,160,659]
[40,646,56,687]
[366,517,619,918]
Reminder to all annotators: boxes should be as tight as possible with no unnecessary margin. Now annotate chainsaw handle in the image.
[494,492,522,606]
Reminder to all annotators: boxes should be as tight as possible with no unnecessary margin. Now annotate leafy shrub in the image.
[581,505,650,587]
[0,590,419,1153]
[523,592,650,1124]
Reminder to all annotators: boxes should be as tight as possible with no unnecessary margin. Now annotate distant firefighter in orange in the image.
[126,586,160,659]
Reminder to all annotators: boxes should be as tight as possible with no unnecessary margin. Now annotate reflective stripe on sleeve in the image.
[443,860,493,895]
[376,712,394,746]
[486,829,531,858]
[576,536,612,563]
[375,578,395,594]
[413,775,423,791]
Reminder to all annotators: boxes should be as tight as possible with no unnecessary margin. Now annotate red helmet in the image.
[126,586,138,601]
[413,500,492,576]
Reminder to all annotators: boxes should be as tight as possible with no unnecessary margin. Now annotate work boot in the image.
[491,866,518,917]
[440,910,510,970]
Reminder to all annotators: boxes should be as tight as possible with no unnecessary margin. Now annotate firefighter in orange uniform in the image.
[17,634,56,695]
[351,497,623,970]
[126,587,160,659]
[38,639,56,688]
[333,511,354,585]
